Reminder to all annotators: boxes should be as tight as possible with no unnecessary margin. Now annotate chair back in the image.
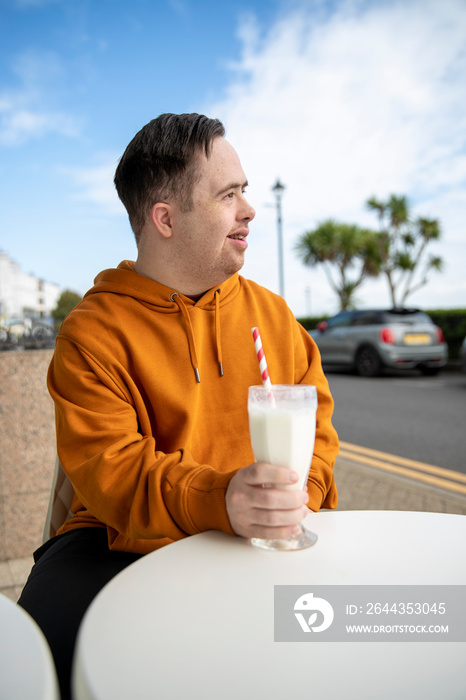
[43,456,75,543]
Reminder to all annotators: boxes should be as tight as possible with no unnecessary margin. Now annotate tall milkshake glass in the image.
[248,384,318,551]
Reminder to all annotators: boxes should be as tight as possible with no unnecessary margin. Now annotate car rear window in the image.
[381,311,433,325]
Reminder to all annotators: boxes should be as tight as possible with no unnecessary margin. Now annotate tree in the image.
[295,219,381,310]
[366,194,443,307]
[51,289,82,330]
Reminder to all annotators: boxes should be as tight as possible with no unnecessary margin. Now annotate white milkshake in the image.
[248,406,316,490]
[247,384,319,551]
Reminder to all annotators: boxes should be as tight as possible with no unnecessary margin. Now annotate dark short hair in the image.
[114,113,225,242]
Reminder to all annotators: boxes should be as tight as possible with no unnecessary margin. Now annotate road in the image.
[325,368,466,475]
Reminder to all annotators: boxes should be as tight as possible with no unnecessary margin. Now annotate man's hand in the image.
[225,462,309,539]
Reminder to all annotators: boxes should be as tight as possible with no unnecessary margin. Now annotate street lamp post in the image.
[272,179,286,298]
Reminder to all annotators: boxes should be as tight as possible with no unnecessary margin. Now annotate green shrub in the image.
[51,290,82,331]
[425,309,466,360]
[296,315,329,331]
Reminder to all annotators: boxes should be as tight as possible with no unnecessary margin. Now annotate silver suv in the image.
[310,308,447,377]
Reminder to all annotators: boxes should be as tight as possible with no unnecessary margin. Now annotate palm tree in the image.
[366,195,443,307]
[367,194,409,305]
[398,217,443,306]
[295,219,381,310]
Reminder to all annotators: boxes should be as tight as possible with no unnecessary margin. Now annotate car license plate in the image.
[404,333,431,345]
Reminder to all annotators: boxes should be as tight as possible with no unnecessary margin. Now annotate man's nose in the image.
[241,198,256,222]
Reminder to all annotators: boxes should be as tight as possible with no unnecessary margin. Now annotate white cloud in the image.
[0,103,79,145]
[62,154,126,216]
[0,50,81,146]
[205,0,466,315]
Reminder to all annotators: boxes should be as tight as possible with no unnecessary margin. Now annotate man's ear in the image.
[150,203,173,238]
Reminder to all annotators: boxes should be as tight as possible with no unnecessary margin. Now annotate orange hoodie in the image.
[47,262,338,554]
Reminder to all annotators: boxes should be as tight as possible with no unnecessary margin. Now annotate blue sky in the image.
[1,0,465,317]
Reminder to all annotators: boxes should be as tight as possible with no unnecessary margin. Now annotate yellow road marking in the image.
[339,441,466,496]
[340,441,466,483]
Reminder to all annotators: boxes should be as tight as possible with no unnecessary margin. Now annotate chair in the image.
[0,592,60,699]
[42,456,75,543]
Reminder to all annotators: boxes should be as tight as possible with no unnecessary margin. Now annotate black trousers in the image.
[18,528,143,700]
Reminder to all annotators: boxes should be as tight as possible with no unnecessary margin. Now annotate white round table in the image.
[0,593,59,700]
[73,511,466,700]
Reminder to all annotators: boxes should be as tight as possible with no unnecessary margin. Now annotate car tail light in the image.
[436,328,445,343]
[380,328,395,344]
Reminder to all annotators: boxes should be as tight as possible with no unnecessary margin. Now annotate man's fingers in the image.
[252,485,309,509]
[243,462,301,487]
[225,463,310,539]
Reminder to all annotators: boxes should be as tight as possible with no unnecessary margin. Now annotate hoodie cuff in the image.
[186,468,239,536]
[306,459,338,512]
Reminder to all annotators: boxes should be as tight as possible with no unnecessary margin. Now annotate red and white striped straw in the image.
[251,327,272,390]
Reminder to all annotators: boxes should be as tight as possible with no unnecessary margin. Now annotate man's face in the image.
[169,137,256,294]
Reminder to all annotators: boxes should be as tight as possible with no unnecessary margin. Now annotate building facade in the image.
[0,250,62,321]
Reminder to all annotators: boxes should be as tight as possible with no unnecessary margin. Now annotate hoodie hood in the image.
[86,260,241,312]
[84,261,241,382]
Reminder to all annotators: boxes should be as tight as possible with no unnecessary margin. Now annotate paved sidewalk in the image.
[333,456,466,515]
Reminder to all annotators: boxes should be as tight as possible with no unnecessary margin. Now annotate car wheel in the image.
[355,346,381,377]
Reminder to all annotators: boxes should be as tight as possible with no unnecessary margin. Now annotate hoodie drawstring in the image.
[170,291,225,382]
[214,289,224,377]
[170,292,201,383]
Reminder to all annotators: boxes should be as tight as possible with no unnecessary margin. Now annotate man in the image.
[19,113,338,698]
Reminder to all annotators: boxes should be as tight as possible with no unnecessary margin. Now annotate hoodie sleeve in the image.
[292,322,339,512]
[47,337,237,546]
